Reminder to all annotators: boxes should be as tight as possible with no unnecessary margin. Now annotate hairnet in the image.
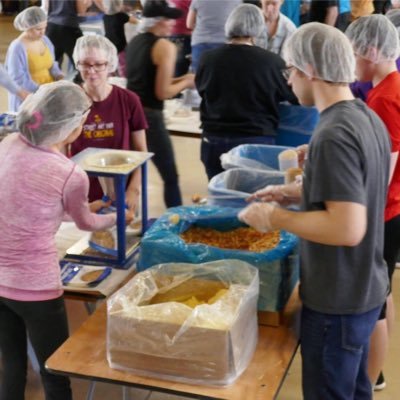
[103,0,123,15]
[73,35,118,73]
[14,6,46,31]
[386,9,400,35]
[225,4,265,39]
[17,81,91,147]
[283,22,355,83]
[137,17,163,33]
[345,14,400,63]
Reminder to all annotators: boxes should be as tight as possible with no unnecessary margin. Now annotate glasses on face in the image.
[282,66,296,80]
[77,62,108,72]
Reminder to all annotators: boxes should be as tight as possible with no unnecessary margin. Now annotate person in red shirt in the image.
[71,35,148,218]
[169,0,192,76]
[346,14,400,391]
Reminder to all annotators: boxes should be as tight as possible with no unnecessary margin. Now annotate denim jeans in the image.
[144,108,182,208]
[191,42,224,73]
[0,296,72,400]
[301,305,382,400]
[200,134,275,181]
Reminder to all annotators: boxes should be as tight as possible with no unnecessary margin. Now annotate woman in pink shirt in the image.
[0,81,117,400]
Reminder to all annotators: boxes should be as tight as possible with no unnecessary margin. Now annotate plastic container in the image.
[208,168,284,208]
[221,144,292,171]
[137,206,299,312]
[278,149,299,172]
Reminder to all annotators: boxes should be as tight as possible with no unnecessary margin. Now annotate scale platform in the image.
[64,148,153,269]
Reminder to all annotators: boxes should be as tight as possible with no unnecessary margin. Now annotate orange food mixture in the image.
[180,227,280,252]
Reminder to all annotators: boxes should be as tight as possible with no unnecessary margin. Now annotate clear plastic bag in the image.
[208,168,284,208]
[107,260,259,386]
[221,144,292,171]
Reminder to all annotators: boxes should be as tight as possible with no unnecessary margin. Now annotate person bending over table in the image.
[195,3,298,180]
[0,81,118,400]
[239,22,390,399]
[5,6,63,112]
[71,35,148,218]
[126,0,194,208]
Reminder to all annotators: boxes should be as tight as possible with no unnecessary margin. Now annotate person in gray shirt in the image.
[186,0,241,71]
[239,22,390,399]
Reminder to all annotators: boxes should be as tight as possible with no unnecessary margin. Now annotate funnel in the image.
[84,151,139,201]
[84,151,138,168]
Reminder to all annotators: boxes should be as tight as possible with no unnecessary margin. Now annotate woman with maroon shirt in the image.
[71,35,148,218]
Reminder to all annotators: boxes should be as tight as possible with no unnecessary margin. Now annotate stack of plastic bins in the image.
[208,168,284,208]
[221,144,292,172]
[276,103,319,146]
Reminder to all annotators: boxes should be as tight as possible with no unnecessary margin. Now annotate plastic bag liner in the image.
[276,103,319,146]
[138,205,299,312]
[221,144,292,171]
[107,260,259,386]
[208,168,284,208]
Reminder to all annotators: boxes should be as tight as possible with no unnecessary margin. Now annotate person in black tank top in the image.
[126,0,195,208]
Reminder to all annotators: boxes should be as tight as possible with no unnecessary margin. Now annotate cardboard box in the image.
[106,261,259,386]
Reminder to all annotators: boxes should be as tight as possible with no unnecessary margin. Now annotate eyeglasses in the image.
[282,66,296,80]
[77,62,108,72]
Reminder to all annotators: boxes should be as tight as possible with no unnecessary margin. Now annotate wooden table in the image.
[46,287,301,400]
[165,99,202,139]
[55,222,137,308]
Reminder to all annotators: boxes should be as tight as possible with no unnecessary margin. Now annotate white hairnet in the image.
[103,0,123,15]
[225,4,265,39]
[17,81,91,147]
[386,9,400,36]
[14,6,47,31]
[283,22,355,83]
[137,17,162,33]
[345,14,400,63]
[73,35,118,73]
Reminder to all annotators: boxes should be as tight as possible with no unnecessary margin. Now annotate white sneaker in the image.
[374,372,386,391]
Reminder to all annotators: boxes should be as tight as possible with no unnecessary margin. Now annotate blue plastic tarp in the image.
[138,206,299,311]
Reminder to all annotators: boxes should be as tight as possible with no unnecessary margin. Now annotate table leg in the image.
[86,381,96,400]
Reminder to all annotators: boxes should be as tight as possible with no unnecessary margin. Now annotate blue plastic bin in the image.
[138,206,299,312]
[276,103,319,146]
[221,144,292,171]
[208,168,284,208]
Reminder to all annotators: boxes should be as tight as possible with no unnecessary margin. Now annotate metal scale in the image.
[63,147,153,269]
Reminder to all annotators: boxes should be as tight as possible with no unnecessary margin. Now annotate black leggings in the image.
[0,296,72,400]
[46,23,82,68]
[384,213,400,286]
[378,214,400,319]
[144,108,182,208]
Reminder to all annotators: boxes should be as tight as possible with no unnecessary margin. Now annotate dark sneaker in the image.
[374,372,386,391]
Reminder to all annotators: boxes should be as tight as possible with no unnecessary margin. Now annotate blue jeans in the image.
[0,296,72,400]
[144,109,182,208]
[191,42,224,72]
[201,134,275,181]
[301,305,382,400]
